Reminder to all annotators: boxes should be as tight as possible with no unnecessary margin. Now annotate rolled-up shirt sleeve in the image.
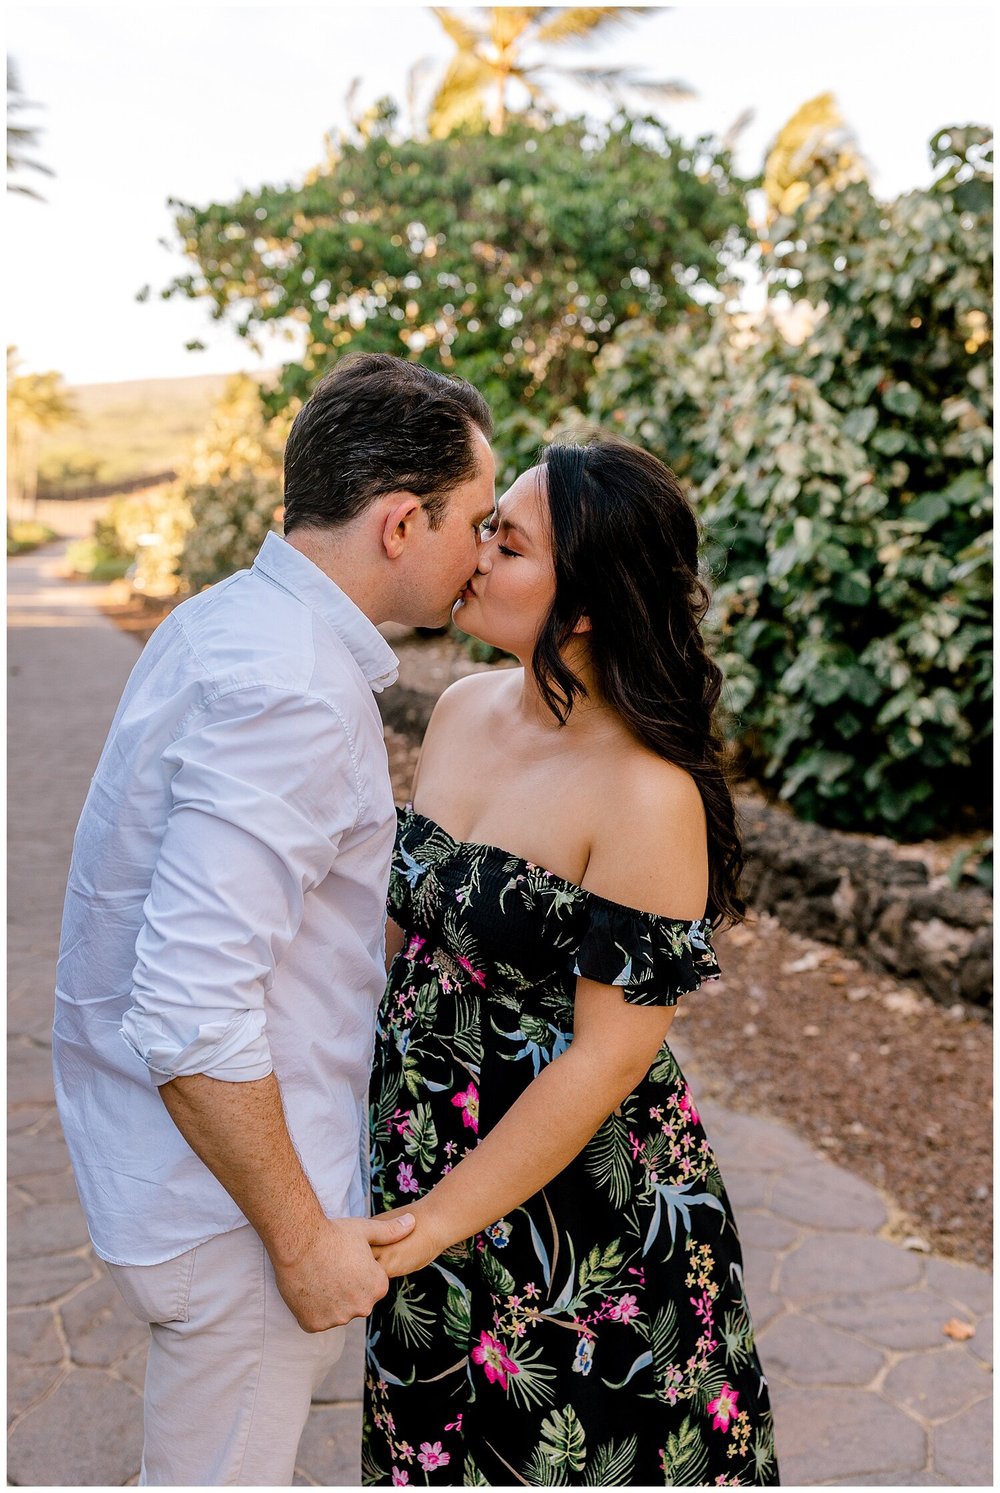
[121,682,361,1085]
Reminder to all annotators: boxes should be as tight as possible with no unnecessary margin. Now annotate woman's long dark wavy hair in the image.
[535,438,745,929]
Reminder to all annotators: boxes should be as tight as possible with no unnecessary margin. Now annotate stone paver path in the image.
[7,538,993,1487]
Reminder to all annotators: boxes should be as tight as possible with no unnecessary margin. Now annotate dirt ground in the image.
[104,605,993,1270]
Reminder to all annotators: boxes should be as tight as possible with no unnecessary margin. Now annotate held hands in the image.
[272,1211,415,1333]
[371,1199,449,1279]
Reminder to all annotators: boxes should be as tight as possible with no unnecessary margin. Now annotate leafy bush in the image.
[176,375,286,592]
[7,520,57,556]
[64,536,133,582]
[65,486,192,592]
[587,126,992,838]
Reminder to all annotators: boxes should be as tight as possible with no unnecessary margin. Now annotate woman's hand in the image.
[370,1198,449,1279]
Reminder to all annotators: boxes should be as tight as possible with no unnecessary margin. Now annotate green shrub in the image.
[6,521,58,556]
[64,537,133,581]
[176,375,286,592]
[587,126,992,838]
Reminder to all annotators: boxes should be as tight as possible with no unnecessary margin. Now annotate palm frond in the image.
[523,1444,569,1485]
[533,6,659,48]
[722,106,755,151]
[584,1109,634,1210]
[490,7,547,53]
[552,63,695,104]
[7,56,52,198]
[583,1435,638,1486]
[623,77,697,105]
[692,1359,729,1415]
[406,56,439,135]
[505,1339,558,1412]
[649,1301,680,1385]
[390,1278,437,1350]
[428,53,492,139]
[429,6,485,53]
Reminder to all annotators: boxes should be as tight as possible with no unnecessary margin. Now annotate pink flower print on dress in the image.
[471,1330,520,1389]
[396,1161,419,1194]
[451,1081,480,1134]
[455,954,487,987]
[391,1470,409,1486]
[609,1292,640,1324]
[679,1084,699,1126]
[404,935,425,960]
[706,1383,740,1432]
[417,1442,450,1472]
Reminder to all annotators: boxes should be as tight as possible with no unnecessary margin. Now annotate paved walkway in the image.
[7,539,993,1487]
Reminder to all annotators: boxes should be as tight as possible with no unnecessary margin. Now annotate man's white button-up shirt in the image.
[52,532,400,1266]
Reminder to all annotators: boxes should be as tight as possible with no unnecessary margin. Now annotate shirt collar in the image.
[252,532,399,693]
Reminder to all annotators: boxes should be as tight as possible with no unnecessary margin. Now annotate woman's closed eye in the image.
[497,543,520,557]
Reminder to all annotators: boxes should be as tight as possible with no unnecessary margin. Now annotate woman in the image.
[362,439,779,1487]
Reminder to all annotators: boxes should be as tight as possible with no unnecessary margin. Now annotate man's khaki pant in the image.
[107,1224,346,1486]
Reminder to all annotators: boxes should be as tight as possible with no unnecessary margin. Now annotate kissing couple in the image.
[54,354,778,1486]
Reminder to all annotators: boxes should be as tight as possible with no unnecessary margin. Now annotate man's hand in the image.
[273,1211,417,1332]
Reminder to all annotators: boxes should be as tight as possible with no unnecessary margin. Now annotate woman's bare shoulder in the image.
[427,665,520,727]
[583,747,708,918]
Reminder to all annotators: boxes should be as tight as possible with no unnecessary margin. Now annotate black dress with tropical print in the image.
[363,806,779,1489]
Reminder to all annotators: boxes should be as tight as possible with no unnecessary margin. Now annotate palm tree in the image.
[427,7,694,138]
[7,60,54,200]
[7,348,77,514]
[763,93,867,220]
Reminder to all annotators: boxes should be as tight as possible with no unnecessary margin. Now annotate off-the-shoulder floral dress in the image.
[363,806,779,1488]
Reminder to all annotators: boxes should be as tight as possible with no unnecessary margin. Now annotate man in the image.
[52,354,497,1485]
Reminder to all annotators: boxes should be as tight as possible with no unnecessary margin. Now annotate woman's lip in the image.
[460,582,477,599]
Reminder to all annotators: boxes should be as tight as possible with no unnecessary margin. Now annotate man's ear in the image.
[380,494,423,560]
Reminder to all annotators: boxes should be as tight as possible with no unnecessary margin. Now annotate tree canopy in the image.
[159,109,748,474]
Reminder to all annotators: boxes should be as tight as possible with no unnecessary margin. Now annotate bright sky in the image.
[7,0,995,386]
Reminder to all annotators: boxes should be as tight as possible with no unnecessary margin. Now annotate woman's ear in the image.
[572,614,592,635]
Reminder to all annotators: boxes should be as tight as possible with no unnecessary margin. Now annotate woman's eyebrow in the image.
[496,510,531,541]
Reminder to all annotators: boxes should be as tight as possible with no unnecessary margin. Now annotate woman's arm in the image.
[373,982,676,1275]
[384,916,405,975]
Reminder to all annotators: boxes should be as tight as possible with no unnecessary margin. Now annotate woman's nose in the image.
[476,541,494,574]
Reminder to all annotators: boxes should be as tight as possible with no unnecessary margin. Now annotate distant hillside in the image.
[36,369,274,492]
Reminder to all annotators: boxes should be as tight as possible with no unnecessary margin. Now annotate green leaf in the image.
[842,405,878,441]
[539,1405,587,1473]
[905,493,950,526]
[882,383,921,418]
[479,1246,516,1298]
[443,1281,471,1347]
[660,1414,709,1487]
[403,1101,438,1172]
[871,427,909,455]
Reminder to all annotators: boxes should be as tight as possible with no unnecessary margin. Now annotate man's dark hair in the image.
[282,354,493,533]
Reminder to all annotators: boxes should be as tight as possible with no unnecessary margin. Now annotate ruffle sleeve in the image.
[387,807,418,924]
[569,898,721,1006]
